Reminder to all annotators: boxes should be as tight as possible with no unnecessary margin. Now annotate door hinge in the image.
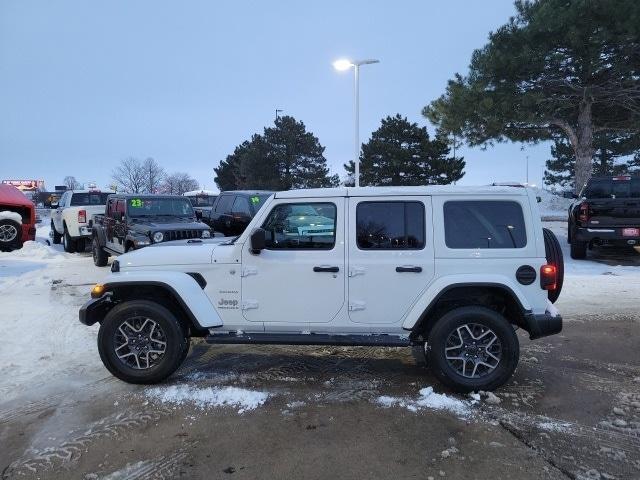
[348,301,366,311]
[348,267,366,277]
[241,266,258,277]
[242,300,259,311]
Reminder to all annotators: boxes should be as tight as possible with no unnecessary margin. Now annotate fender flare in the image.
[402,275,533,331]
[92,271,222,329]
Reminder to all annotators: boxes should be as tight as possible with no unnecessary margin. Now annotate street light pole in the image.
[333,58,379,188]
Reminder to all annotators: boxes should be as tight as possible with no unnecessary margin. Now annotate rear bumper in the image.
[525,306,562,340]
[575,226,640,246]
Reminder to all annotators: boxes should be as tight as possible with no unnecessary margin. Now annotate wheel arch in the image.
[406,282,530,342]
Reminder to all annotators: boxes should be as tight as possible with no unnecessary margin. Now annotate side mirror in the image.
[195,210,203,220]
[51,202,59,209]
[114,212,123,221]
[250,228,266,254]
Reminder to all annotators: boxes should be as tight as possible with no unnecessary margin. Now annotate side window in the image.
[107,199,115,217]
[444,201,526,249]
[115,199,126,217]
[356,201,425,250]
[215,195,234,214]
[232,196,252,217]
[262,202,336,250]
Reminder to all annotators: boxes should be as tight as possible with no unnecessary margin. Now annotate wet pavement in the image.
[2,311,639,480]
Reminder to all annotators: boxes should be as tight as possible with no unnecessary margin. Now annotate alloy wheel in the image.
[444,323,502,379]
[0,224,18,243]
[114,316,167,370]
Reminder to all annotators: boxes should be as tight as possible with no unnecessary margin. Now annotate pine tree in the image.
[344,114,465,186]
[214,116,338,191]
[544,133,640,188]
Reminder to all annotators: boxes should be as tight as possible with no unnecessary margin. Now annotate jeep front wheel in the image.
[427,306,519,393]
[98,300,189,384]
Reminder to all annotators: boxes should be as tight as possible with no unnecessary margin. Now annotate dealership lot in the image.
[1,219,639,480]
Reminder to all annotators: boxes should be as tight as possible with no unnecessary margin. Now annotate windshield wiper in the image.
[221,235,241,245]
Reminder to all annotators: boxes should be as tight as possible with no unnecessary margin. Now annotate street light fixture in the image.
[333,58,380,187]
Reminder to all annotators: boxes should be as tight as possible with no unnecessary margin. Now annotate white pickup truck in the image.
[51,189,114,252]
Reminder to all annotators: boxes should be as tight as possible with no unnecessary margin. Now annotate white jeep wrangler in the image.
[80,186,564,392]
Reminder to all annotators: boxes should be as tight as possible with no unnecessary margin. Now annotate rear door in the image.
[348,196,434,325]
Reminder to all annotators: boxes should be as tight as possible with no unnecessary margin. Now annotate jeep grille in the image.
[164,230,203,241]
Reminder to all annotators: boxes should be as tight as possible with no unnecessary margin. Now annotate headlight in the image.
[152,231,164,243]
[201,230,211,239]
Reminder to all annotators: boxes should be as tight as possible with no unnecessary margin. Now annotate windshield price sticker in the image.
[130,199,143,207]
[250,196,260,204]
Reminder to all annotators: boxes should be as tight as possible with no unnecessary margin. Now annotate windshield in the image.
[127,197,195,217]
[582,178,640,199]
[188,195,217,207]
[70,192,111,206]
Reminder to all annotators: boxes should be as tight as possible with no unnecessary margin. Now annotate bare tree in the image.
[111,158,146,194]
[63,176,81,190]
[141,157,166,194]
[163,172,199,195]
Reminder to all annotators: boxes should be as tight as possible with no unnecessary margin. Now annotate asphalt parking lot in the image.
[2,308,639,480]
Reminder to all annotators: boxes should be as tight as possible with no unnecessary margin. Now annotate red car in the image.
[0,184,36,251]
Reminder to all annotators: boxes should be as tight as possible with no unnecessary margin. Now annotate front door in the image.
[348,197,434,325]
[241,198,345,326]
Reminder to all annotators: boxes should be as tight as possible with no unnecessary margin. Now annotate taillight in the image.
[78,210,87,223]
[578,202,590,223]
[540,264,557,291]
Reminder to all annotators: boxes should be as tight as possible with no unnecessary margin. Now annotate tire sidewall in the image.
[0,219,21,251]
[98,300,188,384]
[428,306,519,393]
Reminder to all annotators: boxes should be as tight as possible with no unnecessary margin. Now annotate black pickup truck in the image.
[91,194,213,266]
[568,175,640,259]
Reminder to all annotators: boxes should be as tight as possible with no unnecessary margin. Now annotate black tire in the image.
[570,237,587,259]
[567,222,572,244]
[98,300,190,384]
[0,218,22,251]
[63,226,77,253]
[427,306,519,393]
[51,220,62,244]
[543,228,564,303]
[92,237,109,267]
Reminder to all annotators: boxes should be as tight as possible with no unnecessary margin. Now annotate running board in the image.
[205,332,411,347]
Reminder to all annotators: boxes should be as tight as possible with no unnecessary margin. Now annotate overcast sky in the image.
[0,0,551,191]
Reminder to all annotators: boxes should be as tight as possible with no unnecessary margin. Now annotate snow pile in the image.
[1,239,64,261]
[534,188,573,219]
[146,385,271,413]
[0,211,22,223]
[376,387,471,417]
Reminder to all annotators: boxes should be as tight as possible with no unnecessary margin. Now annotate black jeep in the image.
[91,194,212,266]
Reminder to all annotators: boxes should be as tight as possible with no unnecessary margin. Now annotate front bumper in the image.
[525,305,562,340]
[79,293,114,326]
[575,226,640,247]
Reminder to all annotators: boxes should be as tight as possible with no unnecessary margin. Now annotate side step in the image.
[205,332,411,347]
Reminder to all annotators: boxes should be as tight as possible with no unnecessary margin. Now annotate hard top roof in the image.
[274,185,530,199]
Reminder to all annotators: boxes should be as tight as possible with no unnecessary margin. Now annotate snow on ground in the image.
[376,387,472,417]
[535,188,573,220]
[145,385,271,413]
[0,217,108,402]
[545,221,640,316]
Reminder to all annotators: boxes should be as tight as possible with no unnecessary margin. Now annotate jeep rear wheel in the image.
[92,237,109,266]
[427,306,519,393]
[98,300,189,384]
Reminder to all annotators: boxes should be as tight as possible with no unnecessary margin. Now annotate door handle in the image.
[314,266,339,273]
[396,266,422,273]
